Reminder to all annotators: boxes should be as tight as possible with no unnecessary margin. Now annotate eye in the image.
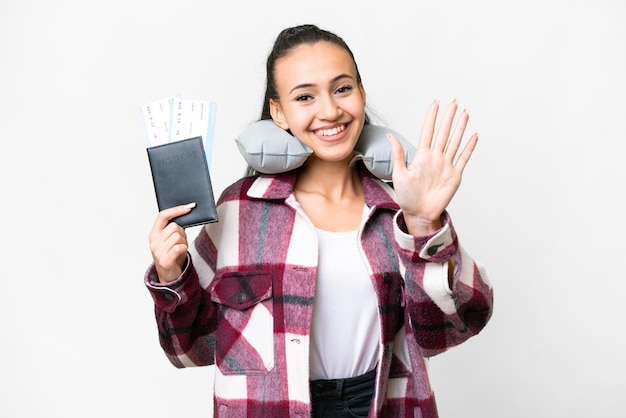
[335,84,353,95]
[295,93,313,102]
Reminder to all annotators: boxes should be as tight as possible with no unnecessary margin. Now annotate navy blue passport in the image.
[147,136,218,228]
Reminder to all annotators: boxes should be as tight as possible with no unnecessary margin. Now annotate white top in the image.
[309,227,380,380]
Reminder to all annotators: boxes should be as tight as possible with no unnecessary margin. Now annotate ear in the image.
[269,99,289,130]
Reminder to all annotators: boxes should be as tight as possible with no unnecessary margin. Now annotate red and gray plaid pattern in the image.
[145,165,493,417]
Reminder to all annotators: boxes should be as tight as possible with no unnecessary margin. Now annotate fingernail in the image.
[185,202,197,209]
[452,98,458,105]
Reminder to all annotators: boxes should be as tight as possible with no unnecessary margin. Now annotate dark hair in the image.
[259,24,368,123]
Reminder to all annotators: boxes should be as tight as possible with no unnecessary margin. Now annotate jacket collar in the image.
[247,163,400,211]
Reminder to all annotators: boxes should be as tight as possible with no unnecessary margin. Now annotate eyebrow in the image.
[288,74,355,95]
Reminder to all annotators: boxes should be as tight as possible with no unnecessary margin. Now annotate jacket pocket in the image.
[210,270,274,375]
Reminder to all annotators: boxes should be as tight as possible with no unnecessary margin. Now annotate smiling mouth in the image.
[314,124,346,137]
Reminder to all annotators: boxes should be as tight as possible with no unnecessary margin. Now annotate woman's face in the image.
[269,41,366,164]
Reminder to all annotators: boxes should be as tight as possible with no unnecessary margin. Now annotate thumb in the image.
[387,133,406,174]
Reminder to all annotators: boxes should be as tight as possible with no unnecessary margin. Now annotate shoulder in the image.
[217,175,257,205]
[217,170,298,205]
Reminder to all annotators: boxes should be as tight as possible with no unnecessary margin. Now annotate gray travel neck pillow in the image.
[235,120,415,180]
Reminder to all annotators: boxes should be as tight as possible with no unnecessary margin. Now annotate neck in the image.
[293,156,365,231]
[295,156,361,201]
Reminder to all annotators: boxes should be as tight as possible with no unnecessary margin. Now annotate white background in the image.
[1,1,624,417]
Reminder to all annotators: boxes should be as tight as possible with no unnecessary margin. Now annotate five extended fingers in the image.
[417,98,478,168]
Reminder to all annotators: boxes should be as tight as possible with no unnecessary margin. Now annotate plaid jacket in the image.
[145,165,493,417]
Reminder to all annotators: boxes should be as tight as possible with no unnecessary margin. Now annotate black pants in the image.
[309,368,376,417]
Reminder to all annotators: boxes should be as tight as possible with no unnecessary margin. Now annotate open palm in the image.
[388,99,478,235]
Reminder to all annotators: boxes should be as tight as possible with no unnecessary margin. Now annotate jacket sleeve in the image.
[393,210,494,357]
[144,225,219,368]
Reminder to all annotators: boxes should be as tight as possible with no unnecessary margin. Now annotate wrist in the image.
[403,213,443,236]
[156,254,188,284]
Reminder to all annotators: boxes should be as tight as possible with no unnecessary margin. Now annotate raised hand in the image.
[388,99,478,236]
[148,203,196,283]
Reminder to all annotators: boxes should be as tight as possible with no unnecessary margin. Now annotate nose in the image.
[317,94,341,120]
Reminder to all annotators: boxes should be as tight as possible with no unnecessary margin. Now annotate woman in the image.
[146,24,493,417]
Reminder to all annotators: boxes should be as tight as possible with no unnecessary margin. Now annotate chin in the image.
[315,151,355,165]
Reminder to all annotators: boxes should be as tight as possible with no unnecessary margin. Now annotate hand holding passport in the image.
[141,96,218,228]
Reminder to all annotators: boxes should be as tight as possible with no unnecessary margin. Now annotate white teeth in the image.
[315,125,345,137]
